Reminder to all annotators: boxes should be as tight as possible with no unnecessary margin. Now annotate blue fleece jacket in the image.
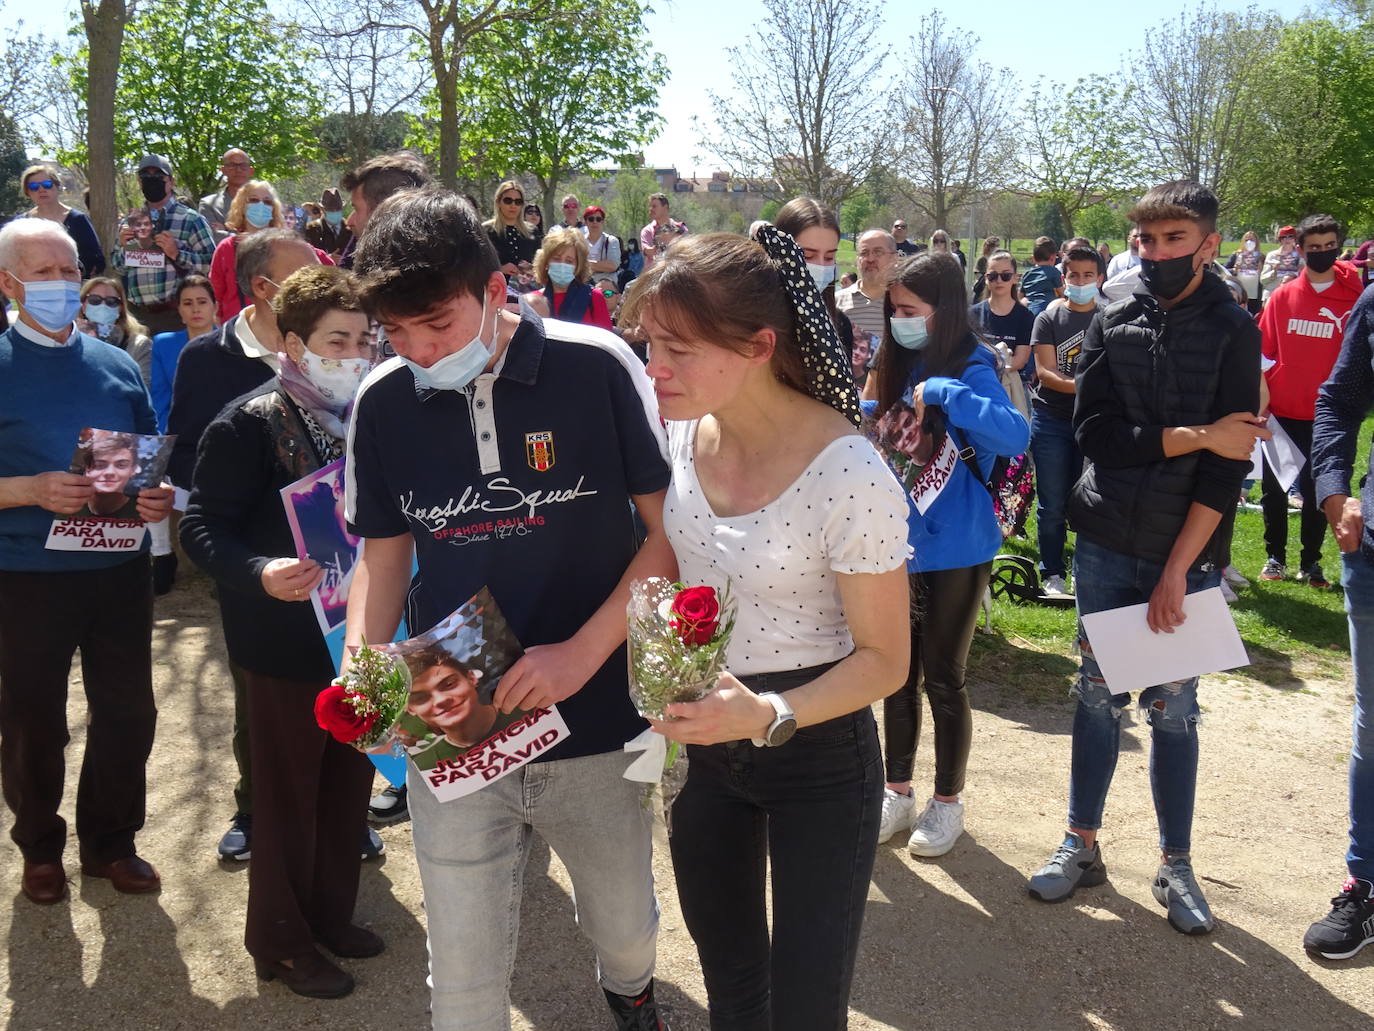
[0,325,156,572]
[865,342,1029,573]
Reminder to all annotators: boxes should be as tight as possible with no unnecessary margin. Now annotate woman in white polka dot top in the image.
[624,231,912,1028]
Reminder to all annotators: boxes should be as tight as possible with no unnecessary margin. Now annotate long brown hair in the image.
[620,233,804,392]
[774,196,842,325]
[874,252,979,416]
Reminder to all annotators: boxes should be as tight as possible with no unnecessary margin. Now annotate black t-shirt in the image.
[895,239,920,256]
[346,311,671,761]
[970,300,1036,387]
[1030,303,1098,419]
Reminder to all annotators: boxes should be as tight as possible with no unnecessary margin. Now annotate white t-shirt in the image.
[663,420,910,677]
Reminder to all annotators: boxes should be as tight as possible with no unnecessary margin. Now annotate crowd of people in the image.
[1,143,1374,1031]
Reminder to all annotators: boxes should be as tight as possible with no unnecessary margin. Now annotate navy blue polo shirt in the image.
[345,310,670,761]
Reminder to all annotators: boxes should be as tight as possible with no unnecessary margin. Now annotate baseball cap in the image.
[1279,225,1295,238]
[137,154,173,176]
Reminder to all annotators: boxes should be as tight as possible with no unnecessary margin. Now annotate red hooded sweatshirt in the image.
[1261,260,1364,420]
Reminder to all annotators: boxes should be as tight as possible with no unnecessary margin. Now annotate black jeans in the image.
[883,563,990,793]
[669,665,882,1031]
[1261,415,1326,570]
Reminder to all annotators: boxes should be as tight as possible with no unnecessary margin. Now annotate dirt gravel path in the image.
[1,569,1371,1030]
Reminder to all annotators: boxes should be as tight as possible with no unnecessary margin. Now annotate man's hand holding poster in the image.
[46,427,176,552]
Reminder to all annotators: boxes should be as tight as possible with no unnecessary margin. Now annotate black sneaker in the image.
[361,826,385,861]
[604,978,669,1031]
[152,553,178,595]
[217,811,252,861]
[1303,877,1374,960]
[1299,563,1331,589]
[367,783,409,825]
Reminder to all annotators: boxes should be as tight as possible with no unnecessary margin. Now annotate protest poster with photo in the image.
[46,427,176,552]
[376,588,570,803]
[281,458,361,636]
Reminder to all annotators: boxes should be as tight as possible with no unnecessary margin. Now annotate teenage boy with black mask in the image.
[1257,213,1362,589]
[344,187,674,1030]
[1026,181,1268,936]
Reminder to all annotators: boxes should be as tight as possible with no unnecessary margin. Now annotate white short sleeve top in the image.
[663,419,911,677]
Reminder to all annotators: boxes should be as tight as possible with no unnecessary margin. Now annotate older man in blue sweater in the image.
[0,219,173,905]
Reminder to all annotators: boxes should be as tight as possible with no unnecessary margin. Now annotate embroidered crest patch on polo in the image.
[525,431,555,471]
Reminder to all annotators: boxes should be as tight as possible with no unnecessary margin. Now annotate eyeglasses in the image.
[586,215,604,223]
[84,295,121,307]
[223,162,253,170]
[858,249,894,258]
[25,180,55,191]
[985,271,1014,282]
[500,196,524,206]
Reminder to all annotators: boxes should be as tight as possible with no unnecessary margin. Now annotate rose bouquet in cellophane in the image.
[627,578,735,720]
[314,639,411,753]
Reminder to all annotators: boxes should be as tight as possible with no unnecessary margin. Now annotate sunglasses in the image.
[85,295,121,307]
[985,271,1014,282]
[563,203,579,209]
[500,196,524,206]
[600,288,616,298]
[586,215,604,223]
[26,179,56,191]
[893,224,906,230]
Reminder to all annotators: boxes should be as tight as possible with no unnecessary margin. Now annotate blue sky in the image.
[2,0,1315,167]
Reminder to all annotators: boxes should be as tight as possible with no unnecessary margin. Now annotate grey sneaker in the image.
[1152,854,1214,935]
[1028,832,1107,902]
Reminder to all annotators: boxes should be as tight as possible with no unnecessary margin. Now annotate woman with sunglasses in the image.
[21,165,104,278]
[482,180,537,279]
[970,250,1034,399]
[77,277,153,387]
[523,202,544,245]
[582,205,622,277]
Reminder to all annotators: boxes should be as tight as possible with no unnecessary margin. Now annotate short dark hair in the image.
[236,228,307,301]
[1296,213,1343,247]
[1032,237,1058,262]
[339,151,431,212]
[649,192,669,208]
[273,265,366,342]
[1127,180,1218,235]
[354,187,499,319]
[174,273,215,305]
[1064,244,1105,277]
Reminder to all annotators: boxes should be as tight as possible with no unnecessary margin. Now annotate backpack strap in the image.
[948,423,992,496]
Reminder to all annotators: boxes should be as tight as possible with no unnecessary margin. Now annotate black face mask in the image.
[1139,242,1204,301]
[139,176,168,203]
[1305,248,1339,274]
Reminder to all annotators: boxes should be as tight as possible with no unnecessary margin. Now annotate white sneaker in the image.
[1220,579,1238,604]
[1222,565,1249,588]
[908,797,965,857]
[877,788,916,844]
[1042,574,1069,596]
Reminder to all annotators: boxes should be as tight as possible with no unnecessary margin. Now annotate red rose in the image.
[670,585,721,646]
[314,683,379,743]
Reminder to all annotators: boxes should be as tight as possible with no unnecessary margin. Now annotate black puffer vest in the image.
[1070,273,1252,568]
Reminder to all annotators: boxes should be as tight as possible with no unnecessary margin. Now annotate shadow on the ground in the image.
[853,833,1371,1029]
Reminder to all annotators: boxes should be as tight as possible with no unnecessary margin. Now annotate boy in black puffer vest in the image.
[1026,181,1269,936]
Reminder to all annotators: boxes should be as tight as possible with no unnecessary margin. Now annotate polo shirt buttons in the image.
[475,399,486,409]
[480,431,492,441]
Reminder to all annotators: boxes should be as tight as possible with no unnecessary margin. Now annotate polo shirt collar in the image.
[413,305,546,401]
[12,316,75,348]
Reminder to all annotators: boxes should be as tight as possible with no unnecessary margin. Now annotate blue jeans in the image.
[408,749,659,1031]
[1341,550,1374,882]
[1067,537,1220,854]
[1029,409,1081,578]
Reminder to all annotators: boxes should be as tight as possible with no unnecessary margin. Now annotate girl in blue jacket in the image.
[863,251,1029,857]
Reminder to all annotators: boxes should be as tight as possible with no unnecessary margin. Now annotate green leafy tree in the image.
[1031,196,1070,244]
[426,0,665,214]
[839,191,874,238]
[757,198,781,223]
[1015,76,1141,236]
[1077,202,1129,245]
[72,0,327,201]
[607,166,661,247]
[0,113,28,218]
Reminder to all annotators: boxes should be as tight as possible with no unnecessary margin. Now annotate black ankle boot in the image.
[604,978,668,1030]
[152,553,177,595]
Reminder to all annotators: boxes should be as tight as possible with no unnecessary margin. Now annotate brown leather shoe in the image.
[21,861,67,905]
[318,924,384,958]
[81,855,161,894]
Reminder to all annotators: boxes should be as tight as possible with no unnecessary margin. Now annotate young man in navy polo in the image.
[343,188,674,1031]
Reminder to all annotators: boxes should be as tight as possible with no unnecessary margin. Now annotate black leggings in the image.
[1260,415,1326,570]
[882,563,991,793]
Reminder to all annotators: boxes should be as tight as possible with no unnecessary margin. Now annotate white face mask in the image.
[1244,240,1257,252]
[807,262,837,292]
[300,348,370,409]
[402,294,493,391]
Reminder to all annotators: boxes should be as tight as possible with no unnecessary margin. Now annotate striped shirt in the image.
[111,198,215,308]
[836,283,886,342]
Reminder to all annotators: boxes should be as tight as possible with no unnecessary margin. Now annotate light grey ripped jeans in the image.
[408,747,659,1031]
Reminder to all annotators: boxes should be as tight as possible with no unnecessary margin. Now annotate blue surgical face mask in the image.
[807,262,837,292]
[85,299,120,325]
[402,294,493,392]
[547,261,575,288]
[245,201,274,228]
[10,277,82,332]
[325,209,344,226]
[890,315,929,350]
[1065,283,1100,305]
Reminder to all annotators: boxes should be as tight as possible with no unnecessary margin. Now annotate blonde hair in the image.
[533,227,590,287]
[21,165,60,191]
[482,180,532,237]
[80,277,147,338]
[225,180,283,233]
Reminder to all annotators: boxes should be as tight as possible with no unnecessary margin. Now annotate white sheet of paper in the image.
[1248,436,1263,481]
[1261,414,1305,492]
[1080,586,1249,694]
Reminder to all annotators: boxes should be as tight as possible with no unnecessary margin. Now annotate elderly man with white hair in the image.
[0,218,173,905]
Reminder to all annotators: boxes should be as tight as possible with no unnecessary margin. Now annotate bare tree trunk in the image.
[81,0,130,254]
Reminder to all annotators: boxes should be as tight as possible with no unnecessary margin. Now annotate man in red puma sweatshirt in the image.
[1259,212,1363,588]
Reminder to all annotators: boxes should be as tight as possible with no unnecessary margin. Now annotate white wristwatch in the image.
[751,692,798,748]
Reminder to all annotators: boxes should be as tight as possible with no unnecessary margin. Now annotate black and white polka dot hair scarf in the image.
[752,222,862,428]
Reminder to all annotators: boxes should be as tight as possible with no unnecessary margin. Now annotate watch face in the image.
[767,717,798,747]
